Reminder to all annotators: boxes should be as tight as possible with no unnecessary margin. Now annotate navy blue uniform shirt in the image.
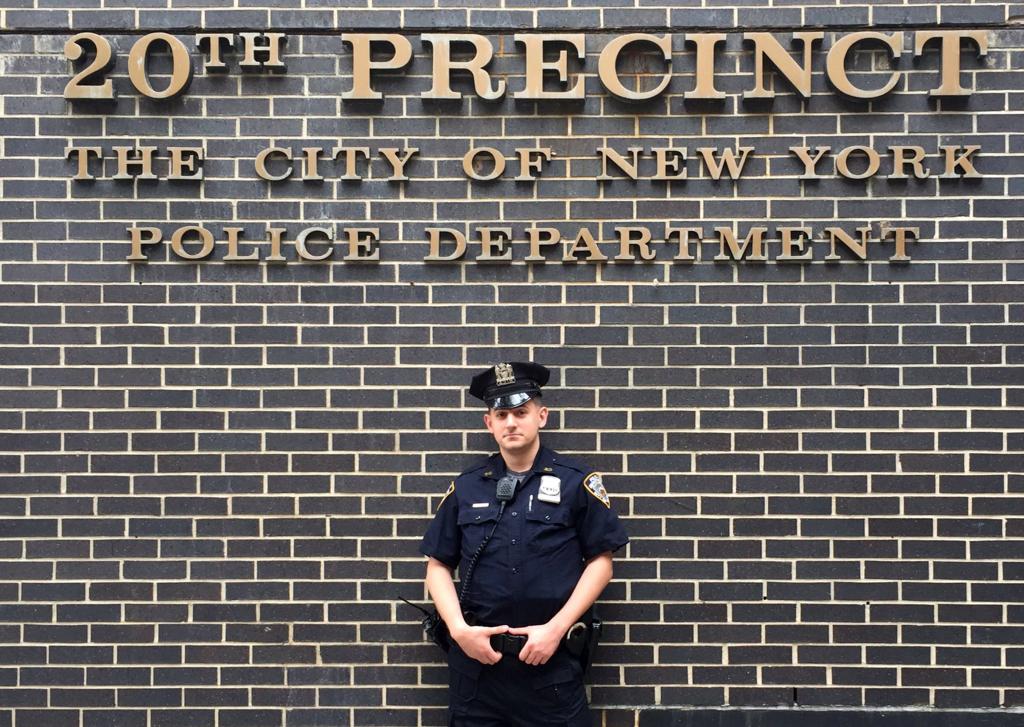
[420,445,629,632]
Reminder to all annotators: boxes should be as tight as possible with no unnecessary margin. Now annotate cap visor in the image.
[487,391,536,409]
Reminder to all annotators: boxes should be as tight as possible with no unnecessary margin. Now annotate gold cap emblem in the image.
[494,362,515,385]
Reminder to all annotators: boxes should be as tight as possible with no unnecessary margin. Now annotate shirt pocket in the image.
[457,504,500,555]
[525,505,575,553]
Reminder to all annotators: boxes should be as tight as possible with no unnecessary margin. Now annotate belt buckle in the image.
[500,633,525,656]
[505,633,526,655]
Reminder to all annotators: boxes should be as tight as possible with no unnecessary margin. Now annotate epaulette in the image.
[552,454,591,475]
[458,453,498,478]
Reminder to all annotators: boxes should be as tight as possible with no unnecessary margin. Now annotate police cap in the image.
[469,361,550,409]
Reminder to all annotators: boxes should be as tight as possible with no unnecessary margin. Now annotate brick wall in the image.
[1,2,1023,725]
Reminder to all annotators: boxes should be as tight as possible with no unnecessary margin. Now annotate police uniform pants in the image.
[447,652,591,727]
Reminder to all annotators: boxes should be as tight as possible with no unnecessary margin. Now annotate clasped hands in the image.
[451,621,564,666]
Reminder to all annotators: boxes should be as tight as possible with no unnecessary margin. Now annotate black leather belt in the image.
[487,622,589,658]
[489,632,527,656]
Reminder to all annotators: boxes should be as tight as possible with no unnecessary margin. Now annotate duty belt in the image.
[488,624,587,658]
[489,632,527,656]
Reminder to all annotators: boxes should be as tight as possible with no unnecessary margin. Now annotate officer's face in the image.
[483,399,548,453]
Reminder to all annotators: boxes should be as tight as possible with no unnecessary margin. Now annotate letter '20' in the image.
[64,32,284,101]
[64,32,192,100]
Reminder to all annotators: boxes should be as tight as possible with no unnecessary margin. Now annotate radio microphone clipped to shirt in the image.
[496,474,517,502]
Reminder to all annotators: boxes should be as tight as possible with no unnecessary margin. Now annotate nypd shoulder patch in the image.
[583,472,610,508]
[438,481,455,510]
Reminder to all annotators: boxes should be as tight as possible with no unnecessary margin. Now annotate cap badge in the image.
[494,362,516,386]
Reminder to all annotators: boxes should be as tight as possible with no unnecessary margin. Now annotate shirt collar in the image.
[481,445,558,480]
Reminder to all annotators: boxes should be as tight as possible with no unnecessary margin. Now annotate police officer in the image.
[420,362,630,727]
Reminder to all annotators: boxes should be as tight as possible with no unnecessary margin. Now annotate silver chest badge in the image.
[537,475,561,504]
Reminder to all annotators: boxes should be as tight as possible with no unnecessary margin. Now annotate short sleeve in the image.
[574,472,629,560]
[419,481,461,569]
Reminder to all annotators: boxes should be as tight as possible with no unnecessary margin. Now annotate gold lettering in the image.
[826,32,903,99]
[342,34,413,101]
[195,33,233,71]
[266,227,287,263]
[941,145,981,178]
[789,146,831,178]
[295,227,333,261]
[598,34,672,102]
[422,34,505,101]
[170,226,215,260]
[223,227,258,262]
[343,228,380,261]
[743,32,823,99]
[562,228,606,262]
[714,226,767,261]
[697,146,753,180]
[300,147,327,181]
[514,34,585,100]
[254,147,292,181]
[823,226,872,261]
[127,33,193,100]
[777,227,813,261]
[63,33,114,101]
[332,146,370,180]
[597,147,643,181]
[525,227,561,262]
[514,148,552,181]
[883,226,917,262]
[686,33,726,99]
[126,226,162,262]
[914,30,988,96]
[835,145,880,179]
[476,227,513,262]
[666,226,700,261]
[425,228,468,262]
[379,147,419,181]
[653,147,687,180]
[463,147,506,181]
[614,227,656,261]
[65,145,102,180]
[113,146,157,180]
[890,146,929,179]
[238,32,286,69]
[167,147,204,181]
